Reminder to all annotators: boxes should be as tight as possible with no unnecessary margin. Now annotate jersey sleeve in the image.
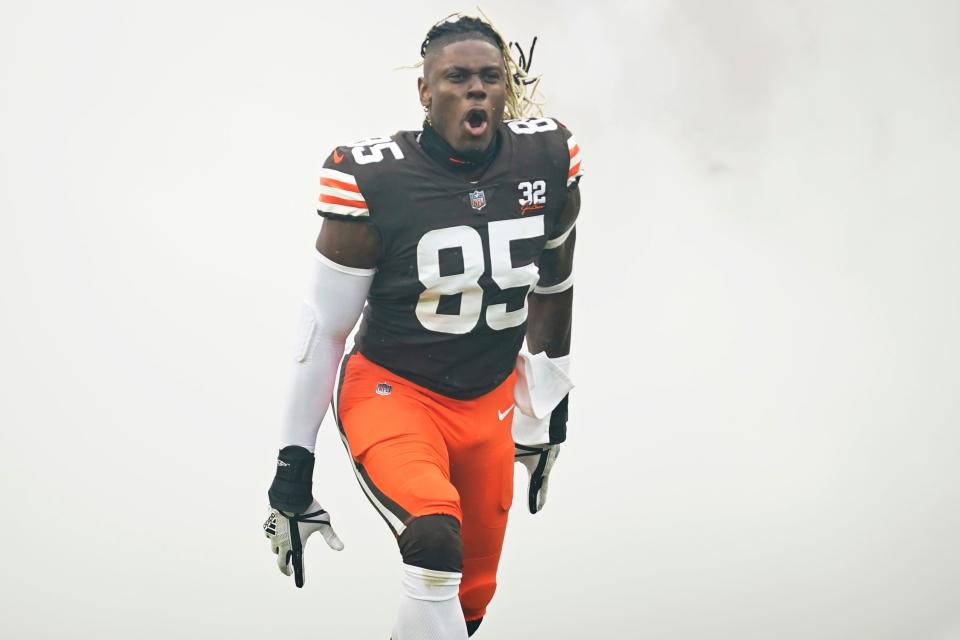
[316,147,370,221]
[559,124,584,189]
[543,119,582,247]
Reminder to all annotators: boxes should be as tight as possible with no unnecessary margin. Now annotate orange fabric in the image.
[320,176,362,193]
[336,352,516,621]
[319,194,367,208]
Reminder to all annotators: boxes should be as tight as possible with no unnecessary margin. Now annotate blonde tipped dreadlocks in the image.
[415,12,544,119]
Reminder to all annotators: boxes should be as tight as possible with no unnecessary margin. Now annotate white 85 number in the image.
[415,217,544,334]
[506,118,558,135]
[347,136,405,165]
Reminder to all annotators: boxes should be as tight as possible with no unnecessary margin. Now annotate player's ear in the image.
[418,76,430,109]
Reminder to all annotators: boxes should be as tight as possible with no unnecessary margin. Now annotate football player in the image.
[263,14,581,639]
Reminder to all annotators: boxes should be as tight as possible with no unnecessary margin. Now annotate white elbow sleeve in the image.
[279,250,374,451]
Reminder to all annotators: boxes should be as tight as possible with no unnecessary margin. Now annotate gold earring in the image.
[423,105,432,126]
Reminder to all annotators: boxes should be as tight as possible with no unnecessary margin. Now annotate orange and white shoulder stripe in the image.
[566,135,584,187]
[318,168,369,218]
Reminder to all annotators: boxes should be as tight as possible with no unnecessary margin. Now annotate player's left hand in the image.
[263,500,344,588]
[514,443,559,514]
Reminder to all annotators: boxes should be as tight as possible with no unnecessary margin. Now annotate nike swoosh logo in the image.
[332,149,344,164]
[498,405,515,421]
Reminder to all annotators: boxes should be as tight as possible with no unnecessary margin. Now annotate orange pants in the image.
[333,351,516,622]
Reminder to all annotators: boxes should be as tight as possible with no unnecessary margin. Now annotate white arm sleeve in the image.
[279,250,374,451]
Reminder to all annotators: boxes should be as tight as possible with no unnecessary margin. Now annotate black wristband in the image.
[268,446,315,513]
[548,394,568,445]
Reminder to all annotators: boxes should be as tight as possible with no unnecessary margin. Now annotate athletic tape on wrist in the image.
[268,445,315,513]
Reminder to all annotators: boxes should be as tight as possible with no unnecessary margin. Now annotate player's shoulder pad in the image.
[503,117,583,189]
[317,133,407,220]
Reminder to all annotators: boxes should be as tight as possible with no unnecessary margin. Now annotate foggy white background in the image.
[2,1,959,638]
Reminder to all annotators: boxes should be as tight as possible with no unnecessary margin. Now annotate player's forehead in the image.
[425,38,503,75]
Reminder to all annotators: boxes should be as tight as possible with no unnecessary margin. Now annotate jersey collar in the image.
[417,121,502,175]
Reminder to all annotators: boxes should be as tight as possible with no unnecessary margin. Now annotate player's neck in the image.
[419,121,500,179]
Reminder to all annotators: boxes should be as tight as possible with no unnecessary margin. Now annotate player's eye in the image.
[483,71,502,83]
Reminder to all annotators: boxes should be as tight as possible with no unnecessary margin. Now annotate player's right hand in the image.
[263,500,344,588]
[265,445,344,587]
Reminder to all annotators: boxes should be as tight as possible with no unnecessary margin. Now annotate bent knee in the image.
[398,514,463,572]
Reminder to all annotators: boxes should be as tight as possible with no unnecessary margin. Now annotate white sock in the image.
[391,563,468,640]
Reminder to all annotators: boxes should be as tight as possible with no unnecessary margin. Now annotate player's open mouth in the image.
[463,108,488,137]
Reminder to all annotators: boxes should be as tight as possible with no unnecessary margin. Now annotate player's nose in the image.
[465,73,486,99]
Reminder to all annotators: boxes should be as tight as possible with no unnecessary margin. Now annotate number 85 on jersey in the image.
[415,215,544,335]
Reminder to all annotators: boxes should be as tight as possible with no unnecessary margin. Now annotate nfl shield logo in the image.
[469,189,487,212]
[375,382,392,396]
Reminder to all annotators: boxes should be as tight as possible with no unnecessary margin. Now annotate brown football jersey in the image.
[317,117,583,398]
